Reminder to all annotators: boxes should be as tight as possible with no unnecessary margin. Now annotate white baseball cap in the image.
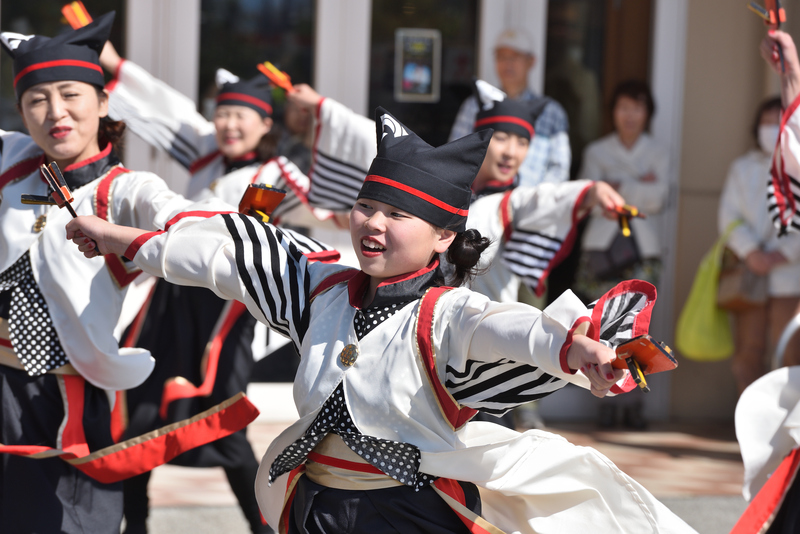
[494,28,534,56]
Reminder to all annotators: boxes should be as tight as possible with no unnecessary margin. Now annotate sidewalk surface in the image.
[141,420,749,534]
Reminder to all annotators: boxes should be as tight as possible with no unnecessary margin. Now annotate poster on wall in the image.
[394,28,441,103]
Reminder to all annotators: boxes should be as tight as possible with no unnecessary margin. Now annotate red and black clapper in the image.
[22,162,99,249]
[612,334,678,393]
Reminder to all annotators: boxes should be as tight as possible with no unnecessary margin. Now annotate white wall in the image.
[124,0,200,194]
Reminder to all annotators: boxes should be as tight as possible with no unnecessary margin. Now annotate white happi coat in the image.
[129,210,694,533]
[468,180,592,302]
[0,133,228,391]
[108,60,371,225]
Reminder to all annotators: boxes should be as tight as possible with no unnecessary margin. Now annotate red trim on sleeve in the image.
[771,92,800,228]
[273,157,310,203]
[104,58,126,92]
[94,166,130,221]
[499,190,514,242]
[532,182,593,297]
[216,92,273,115]
[189,150,222,175]
[365,175,469,216]
[558,316,595,374]
[417,287,478,430]
[0,339,11,349]
[125,208,235,259]
[13,60,103,87]
[124,230,163,260]
[303,250,341,264]
[0,155,45,191]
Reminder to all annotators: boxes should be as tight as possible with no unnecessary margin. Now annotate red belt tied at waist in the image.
[277,434,506,534]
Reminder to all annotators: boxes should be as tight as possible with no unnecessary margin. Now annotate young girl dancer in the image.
[0,13,256,533]
[67,108,694,533]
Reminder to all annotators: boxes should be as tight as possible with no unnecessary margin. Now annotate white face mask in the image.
[758,124,780,153]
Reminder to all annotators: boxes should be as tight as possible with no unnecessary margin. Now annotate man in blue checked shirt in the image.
[449,28,571,188]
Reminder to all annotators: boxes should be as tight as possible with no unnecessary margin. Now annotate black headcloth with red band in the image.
[1,11,114,100]
[472,79,547,141]
[358,107,492,232]
[216,69,273,118]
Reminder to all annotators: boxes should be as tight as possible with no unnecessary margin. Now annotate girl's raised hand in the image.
[761,30,800,106]
[583,180,626,220]
[287,84,323,112]
[566,334,626,398]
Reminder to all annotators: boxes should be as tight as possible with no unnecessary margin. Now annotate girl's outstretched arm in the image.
[66,216,147,258]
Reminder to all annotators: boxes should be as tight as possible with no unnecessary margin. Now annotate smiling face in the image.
[213,105,273,159]
[350,199,455,291]
[19,81,107,168]
[472,130,530,191]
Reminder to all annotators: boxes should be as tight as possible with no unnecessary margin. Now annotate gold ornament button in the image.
[33,214,47,233]
[339,344,359,367]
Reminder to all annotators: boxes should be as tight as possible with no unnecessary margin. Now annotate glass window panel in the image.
[199,0,314,121]
[369,0,478,146]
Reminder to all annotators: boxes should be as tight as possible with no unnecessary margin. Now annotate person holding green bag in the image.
[718,97,800,394]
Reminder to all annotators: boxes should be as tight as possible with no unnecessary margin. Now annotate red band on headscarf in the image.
[14,60,103,87]
[474,115,534,138]
[216,92,273,115]
[364,175,469,216]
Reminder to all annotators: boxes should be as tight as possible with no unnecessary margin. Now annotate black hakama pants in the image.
[289,477,478,534]
[0,366,122,534]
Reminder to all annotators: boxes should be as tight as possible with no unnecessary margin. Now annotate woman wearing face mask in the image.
[718,97,800,394]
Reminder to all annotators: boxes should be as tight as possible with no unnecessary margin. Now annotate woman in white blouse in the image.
[575,80,670,428]
[718,97,800,394]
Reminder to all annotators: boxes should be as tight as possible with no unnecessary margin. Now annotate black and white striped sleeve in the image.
[435,282,658,411]
[502,181,592,296]
[308,98,375,211]
[130,212,340,347]
[107,60,217,170]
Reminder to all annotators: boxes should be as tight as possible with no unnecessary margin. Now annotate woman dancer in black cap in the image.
[0,12,258,533]
[67,107,693,533]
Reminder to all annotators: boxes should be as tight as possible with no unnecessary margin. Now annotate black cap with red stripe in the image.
[358,107,492,232]
[1,11,114,100]
[472,79,546,141]
[215,68,273,118]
